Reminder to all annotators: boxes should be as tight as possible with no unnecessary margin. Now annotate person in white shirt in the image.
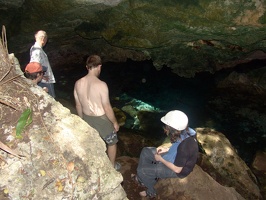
[30,30,56,98]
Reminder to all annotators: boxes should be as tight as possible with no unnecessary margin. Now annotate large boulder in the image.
[0,47,127,199]
[155,165,245,200]
[196,128,262,200]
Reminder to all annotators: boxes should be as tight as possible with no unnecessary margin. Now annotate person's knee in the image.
[107,143,117,148]
[104,132,118,145]
[141,147,152,156]
[137,167,142,175]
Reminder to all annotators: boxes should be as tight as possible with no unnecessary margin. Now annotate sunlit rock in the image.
[155,165,245,200]
[196,128,262,200]
[0,48,127,199]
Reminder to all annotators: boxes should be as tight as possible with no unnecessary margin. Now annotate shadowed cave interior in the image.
[53,58,266,165]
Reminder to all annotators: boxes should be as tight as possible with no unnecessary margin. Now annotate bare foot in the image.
[139,190,147,197]
[131,174,145,187]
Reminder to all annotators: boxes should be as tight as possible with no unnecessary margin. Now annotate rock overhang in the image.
[0,0,266,77]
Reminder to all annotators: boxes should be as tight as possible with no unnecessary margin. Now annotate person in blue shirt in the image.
[132,110,199,198]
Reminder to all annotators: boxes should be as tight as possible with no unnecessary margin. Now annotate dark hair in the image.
[86,55,102,70]
[24,72,42,80]
[163,125,182,143]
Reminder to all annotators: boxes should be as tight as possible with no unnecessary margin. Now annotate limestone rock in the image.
[252,150,266,173]
[251,150,266,199]
[155,165,245,200]
[196,128,262,200]
[0,46,127,199]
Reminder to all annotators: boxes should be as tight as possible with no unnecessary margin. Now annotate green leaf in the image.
[16,108,32,139]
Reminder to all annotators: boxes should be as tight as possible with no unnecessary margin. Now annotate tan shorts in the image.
[83,114,118,146]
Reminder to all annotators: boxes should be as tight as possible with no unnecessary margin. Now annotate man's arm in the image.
[154,153,183,173]
[101,82,119,132]
[74,83,83,118]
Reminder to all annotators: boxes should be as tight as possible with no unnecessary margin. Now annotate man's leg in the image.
[107,143,117,167]
[47,83,56,98]
[137,148,178,196]
[137,147,158,195]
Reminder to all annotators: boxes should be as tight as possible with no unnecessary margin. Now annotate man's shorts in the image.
[83,114,118,146]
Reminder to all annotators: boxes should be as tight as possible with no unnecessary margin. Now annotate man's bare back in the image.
[74,55,120,169]
[74,74,108,116]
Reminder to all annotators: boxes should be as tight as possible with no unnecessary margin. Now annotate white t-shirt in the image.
[30,42,56,84]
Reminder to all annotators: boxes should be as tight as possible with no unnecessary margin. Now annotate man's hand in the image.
[43,76,49,81]
[113,121,120,132]
[156,147,169,154]
[43,87,48,93]
[154,153,163,162]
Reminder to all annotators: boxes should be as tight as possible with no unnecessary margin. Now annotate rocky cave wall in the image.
[0,0,266,77]
[0,1,266,198]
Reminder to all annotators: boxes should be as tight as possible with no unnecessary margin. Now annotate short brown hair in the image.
[86,55,102,69]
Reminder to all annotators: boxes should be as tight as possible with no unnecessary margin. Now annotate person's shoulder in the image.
[93,77,106,85]
[30,45,42,53]
[96,79,107,89]
[98,78,107,84]
[187,127,196,136]
[183,136,197,144]
[74,77,85,86]
[93,79,108,92]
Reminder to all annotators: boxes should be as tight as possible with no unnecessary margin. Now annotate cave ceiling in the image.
[1,0,266,77]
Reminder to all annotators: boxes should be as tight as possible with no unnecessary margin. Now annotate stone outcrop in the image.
[251,151,266,199]
[155,165,245,200]
[117,156,245,200]
[0,48,127,199]
[196,128,262,200]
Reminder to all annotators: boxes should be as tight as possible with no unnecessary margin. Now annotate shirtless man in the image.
[74,55,120,170]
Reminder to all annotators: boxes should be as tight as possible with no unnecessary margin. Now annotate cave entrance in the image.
[54,58,265,165]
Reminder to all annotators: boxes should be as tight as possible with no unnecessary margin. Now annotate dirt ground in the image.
[117,157,153,200]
